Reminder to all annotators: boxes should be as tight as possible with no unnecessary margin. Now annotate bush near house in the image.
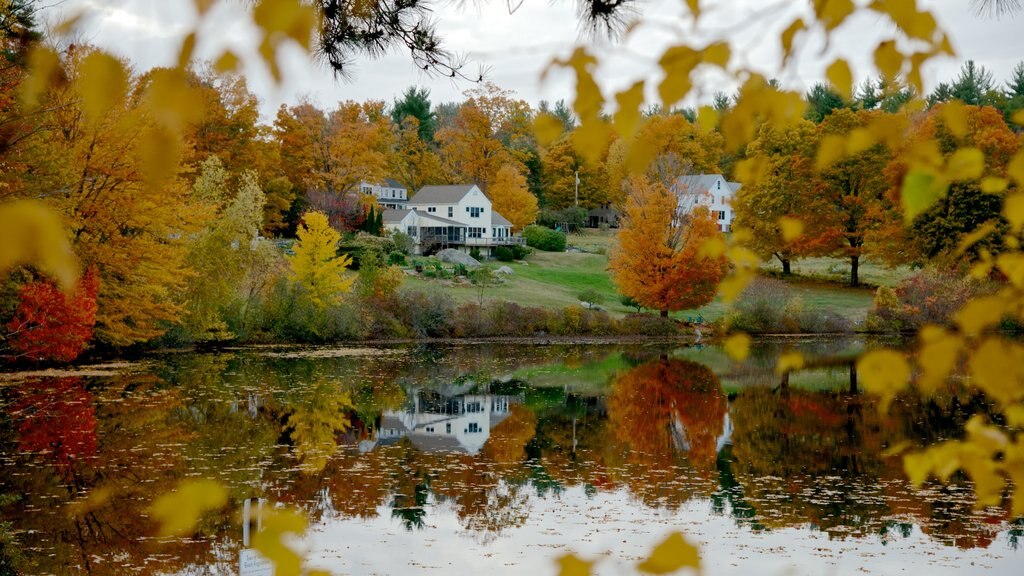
[723,278,853,334]
[523,225,566,252]
[866,268,981,332]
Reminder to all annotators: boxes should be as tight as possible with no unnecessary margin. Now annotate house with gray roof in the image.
[674,174,742,232]
[382,184,524,256]
[359,178,408,209]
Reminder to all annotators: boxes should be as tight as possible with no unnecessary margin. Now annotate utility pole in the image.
[574,168,579,207]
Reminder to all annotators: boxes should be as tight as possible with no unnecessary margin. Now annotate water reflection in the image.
[0,340,1019,574]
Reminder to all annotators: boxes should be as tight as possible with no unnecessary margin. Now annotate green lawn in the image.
[759,255,914,288]
[402,229,889,324]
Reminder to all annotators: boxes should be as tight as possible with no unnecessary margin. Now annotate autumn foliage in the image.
[610,176,728,316]
[5,268,99,362]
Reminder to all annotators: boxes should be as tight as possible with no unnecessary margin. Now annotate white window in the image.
[467,422,481,433]
[428,207,436,213]
[468,227,484,238]
[467,207,482,218]
[448,207,453,217]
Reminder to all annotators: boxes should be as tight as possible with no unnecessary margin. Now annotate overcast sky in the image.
[44,1,1024,122]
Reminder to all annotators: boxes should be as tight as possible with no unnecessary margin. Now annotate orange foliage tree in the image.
[4,267,99,362]
[436,101,522,192]
[487,164,538,231]
[610,176,728,317]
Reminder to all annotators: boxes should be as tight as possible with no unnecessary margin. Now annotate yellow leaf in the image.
[698,236,727,259]
[874,40,903,79]
[901,169,948,223]
[54,11,85,35]
[997,253,1024,287]
[140,126,184,190]
[954,221,997,257]
[939,100,968,137]
[724,333,752,361]
[780,18,806,64]
[149,479,227,537]
[775,351,805,375]
[214,50,241,73]
[1008,151,1024,188]
[1006,192,1024,233]
[637,532,701,575]
[658,45,699,106]
[903,450,933,486]
[816,0,856,31]
[66,487,112,518]
[857,349,910,412]
[21,46,63,107]
[980,177,1008,193]
[1005,405,1024,428]
[78,51,128,124]
[946,147,985,181]
[557,554,594,576]
[1013,110,1024,126]
[613,81,645,139]
[178,32,197,69]
[534,113,565,147]
[917,325,962,394]
[882,440,911,457]
[955,294,1007,336]
[969,337,1024,405]
[701,42,731,68]
[251,507,309,576]
[965,416,1008,453]
[696,106,718,134]
[815,134,846,170]
[960,451,1005,508]
[572,120,611,165]
[719,272,754,303]
[0,200,78,291]
[779,216,803,242]
[845,128,875,155]
[826,59,853,99]
[145,68,205,129]
[192,0,217,14]
[684,0,701,17]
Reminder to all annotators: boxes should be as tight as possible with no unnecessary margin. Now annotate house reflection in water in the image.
[365,386,525,455]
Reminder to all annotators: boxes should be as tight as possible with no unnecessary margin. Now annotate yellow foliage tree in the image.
[287,211,354,308]
[487,164,538,232]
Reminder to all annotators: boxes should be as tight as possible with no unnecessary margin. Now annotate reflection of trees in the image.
[282,379,353,474]
[11,378,97,480]
[607,358,727,470]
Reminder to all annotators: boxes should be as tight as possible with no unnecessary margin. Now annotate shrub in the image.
[388,251,407,266]
[866,268,979,332]
[397,290,456,337]
[620,294,643,313]
[337,233,397,269]
[391,232,414,255]
[469,247,482,261]
[511,244,530,259]
[537,207,588,231]
[453,263,469,277]
[724,277,854,334]
[578,288,603,308]
[495,246,515,262]
[523,225,566,252]
[619,313,681,336]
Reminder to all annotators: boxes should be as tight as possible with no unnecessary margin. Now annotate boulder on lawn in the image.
[436,249,481,267]
[494,266,514,276]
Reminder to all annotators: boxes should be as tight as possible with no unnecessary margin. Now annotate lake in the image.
[0,338,1020,575]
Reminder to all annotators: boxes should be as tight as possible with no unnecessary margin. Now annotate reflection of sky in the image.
[304,486,1020,575]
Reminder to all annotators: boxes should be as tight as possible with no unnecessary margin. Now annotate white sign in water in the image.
[240,548,273,576]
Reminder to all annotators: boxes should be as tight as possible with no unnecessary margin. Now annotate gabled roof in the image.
[384,178,405,189]
[728,182,742,193]
[409,184,478,205]
[491,211,512,226]
[674,174,741,195]
[415,212,466,227]
[382,208,413,223]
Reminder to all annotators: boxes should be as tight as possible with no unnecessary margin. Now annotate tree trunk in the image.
[850,254,860,287]
[849,361,858,394]
[660,309,669,318]
[782,258,791,275]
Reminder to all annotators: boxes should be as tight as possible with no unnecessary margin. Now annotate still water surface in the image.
[0,338,1020,575]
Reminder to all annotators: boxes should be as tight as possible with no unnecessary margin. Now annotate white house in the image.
[674,174,741,232]
[359,178,408,209]
[371,390,521,455]
[382,184,524,256]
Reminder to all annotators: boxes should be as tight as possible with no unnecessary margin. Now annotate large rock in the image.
[494,266,514,276]
[436,249,481,267]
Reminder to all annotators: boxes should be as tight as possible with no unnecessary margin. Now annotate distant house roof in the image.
[491,211,512,226]
[382,208,413,223]
[416,212,466,227]
[384,178,405,189]
[674,174,740,195]
[409,184,478,205]
[407,434,471,454]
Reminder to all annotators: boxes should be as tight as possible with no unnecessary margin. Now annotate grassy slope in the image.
[402,229,900,323]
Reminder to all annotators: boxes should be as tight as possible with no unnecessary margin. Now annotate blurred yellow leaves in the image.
[637,532,701,575]
[826,59,852,99]
[775,351,805,375]
[557,554,595,576]
[815,0,855,31]
[253,0,319,82]
[857,349,910,412]
[916,325,962,394]
[78,52,128,124]
[724,333,751,361]
[0,200,78,291]
[778,216,804,243]
[149,479,227,537]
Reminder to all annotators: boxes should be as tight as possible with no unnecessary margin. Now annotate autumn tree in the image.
[391,86,436,142]
[288,211,355,308]
[610,176,728,317]
[389,116,445,193]
[732,121,842,274]
[185,68,263,176]
[540,136,611,209]
[815,108,897,286]
[487,164,538,231]
[3,267,98,362]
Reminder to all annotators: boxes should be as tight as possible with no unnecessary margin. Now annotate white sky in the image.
[42,1,1024,122]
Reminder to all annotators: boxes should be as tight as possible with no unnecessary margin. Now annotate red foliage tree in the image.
[5,267,99,362]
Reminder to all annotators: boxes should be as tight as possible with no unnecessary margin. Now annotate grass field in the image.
[402,229,893,324]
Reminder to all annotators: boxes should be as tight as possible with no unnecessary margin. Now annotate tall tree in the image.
[610,176,728,317]
[389,116,445,193]
[816,109,895,286]
[732,121,841,274]
[391,86,436,142]
[951,60,996,106]
[540,136,610,209]
[805,83,850,123]
[436,101,520,191]
[487,164,538,232]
